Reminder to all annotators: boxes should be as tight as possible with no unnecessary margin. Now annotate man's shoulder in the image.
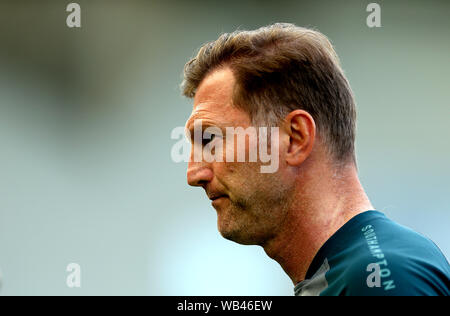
[358,213,448,265]
[341,211,446,259]
[339,248,450,296]
[331,212,450,295]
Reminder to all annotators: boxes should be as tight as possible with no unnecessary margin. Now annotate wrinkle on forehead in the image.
[186,67,251,129]
[194,67,235,107]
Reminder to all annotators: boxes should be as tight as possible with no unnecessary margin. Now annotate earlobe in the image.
[285,110,315,166]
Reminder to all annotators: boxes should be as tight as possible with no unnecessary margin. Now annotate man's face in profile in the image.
[185,67,294,246]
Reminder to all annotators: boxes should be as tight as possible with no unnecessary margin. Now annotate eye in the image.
[202,131,217,147]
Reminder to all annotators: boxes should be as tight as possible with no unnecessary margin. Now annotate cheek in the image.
[222,133,257,163]
[215,161,237,179]
[222,136,240,162]
[209,162,235,187]
[227,162,262,192]
[213,161,253,192]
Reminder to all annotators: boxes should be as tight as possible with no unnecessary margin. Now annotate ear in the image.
[284,110,316,166]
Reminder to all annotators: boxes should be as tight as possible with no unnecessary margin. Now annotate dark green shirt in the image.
[294,211,450,296]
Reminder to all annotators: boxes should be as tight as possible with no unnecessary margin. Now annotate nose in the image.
[187,160,214,187]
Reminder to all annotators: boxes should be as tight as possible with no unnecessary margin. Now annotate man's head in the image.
[182,23,358,245]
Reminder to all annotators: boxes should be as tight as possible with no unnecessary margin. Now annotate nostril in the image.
[187,166,214,187]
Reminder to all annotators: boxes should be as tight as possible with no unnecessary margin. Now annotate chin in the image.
[220,232,257,245]
[216,204,265,245]
[218,221,261,245]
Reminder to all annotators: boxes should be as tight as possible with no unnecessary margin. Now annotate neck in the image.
[262,161,374,285]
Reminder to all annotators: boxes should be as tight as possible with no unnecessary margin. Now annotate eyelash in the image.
[202,132,217,146]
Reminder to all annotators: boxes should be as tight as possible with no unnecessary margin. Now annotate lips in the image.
[210,194,228,208]
[208,193,228,201]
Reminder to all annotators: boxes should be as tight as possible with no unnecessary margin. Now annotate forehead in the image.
[186,67,251,128]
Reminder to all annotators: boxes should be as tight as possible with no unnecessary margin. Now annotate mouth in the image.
[209,194,228,201]
[211,196,228,208]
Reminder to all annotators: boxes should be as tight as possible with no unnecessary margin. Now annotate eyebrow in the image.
[185,113,201,131]
[185,109,222,132]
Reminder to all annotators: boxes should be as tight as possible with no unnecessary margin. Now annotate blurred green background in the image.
[0,0,448,295]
